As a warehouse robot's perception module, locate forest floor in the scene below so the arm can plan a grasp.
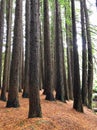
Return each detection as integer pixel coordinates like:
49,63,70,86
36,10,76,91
0,91,97,130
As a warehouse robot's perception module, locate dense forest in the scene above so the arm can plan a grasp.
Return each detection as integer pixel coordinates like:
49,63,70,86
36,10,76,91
0,0,97,123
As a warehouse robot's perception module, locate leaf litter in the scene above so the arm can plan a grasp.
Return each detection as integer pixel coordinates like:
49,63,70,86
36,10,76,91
0,91,97,130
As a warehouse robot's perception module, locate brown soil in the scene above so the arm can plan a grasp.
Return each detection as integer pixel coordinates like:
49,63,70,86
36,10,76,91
0,91,97,130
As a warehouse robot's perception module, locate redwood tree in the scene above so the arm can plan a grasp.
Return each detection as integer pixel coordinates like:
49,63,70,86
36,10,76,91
28,0,42,118
80,0,88,106
6,0,23,107
84,0,93,109
55,0,65,102
43,0,55,101
1,0,13,101
0,0,5,89
22,0,30,98
71,0,83,112
65,0,73,100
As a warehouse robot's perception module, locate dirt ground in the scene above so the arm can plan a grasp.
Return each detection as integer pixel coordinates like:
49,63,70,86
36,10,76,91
0,91,97,130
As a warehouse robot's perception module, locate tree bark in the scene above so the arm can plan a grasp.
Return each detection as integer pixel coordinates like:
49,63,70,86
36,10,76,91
28,0,42,118
71,0,83,112
1,0,13,101
80,0,88,106
22,0,30,98
0,0,5,89
43,0,55,101
55,0,65,102
6,0,23,108
84,0,93,109
65,0,73,100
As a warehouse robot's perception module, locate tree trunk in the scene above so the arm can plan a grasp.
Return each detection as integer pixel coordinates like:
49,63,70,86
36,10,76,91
19,38,23,92
80,0,88,106
55,0,65,102
6,0,23,108
1,0,13,101
39,15,44,91
65,0,73,100
84,0,93,109
71,0,83,112
0,0,5,89
22,0,30,98
28,0,42,118
43,0,55,101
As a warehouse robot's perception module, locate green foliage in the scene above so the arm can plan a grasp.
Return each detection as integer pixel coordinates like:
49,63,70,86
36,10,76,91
93,79,97,92
59,0,65,6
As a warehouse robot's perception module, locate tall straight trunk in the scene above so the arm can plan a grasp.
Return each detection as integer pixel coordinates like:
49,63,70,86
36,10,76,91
60,9,68,100
62,41,69,100
50,0,56,92
80,0,88,106
39,0,44,91
28,0,42,118
0,0,13,101
19,12,23,92
84,0,93,109
0,0,5,89
22,0,30,98
39,18,44,90
71,0,83,112
43,0,54,100
19,39,23,92
6,0,23,108
65,0,73,100
55,0,65,102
